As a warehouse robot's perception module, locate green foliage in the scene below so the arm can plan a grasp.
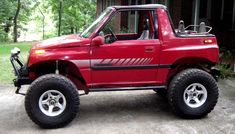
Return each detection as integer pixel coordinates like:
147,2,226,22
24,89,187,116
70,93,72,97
0,0,96,41
0,0,15,41
0,42,31,55
0,0,36,42
120,27,129,33
44,32,57,39
218,47,235,78
220,47,235,62
216,63,234,79
0,28,8,42
48,0,96,35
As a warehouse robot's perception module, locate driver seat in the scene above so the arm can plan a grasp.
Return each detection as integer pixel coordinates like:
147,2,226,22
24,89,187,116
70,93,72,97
138,19,150,40
178,20,185,33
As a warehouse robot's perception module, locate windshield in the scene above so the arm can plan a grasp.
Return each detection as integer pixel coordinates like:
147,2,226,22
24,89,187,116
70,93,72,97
80,8,113,38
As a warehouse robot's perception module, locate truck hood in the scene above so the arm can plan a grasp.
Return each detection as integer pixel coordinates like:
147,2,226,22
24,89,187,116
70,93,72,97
32,34,90,50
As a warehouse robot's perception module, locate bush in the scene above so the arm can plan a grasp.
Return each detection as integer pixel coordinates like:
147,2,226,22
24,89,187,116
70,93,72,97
44,32,57,39
218,47,235,78
216,63,234,79
0,28,9,42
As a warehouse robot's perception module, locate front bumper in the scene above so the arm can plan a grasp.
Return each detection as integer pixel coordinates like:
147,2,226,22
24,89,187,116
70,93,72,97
13,77,32,87
10,52,32,94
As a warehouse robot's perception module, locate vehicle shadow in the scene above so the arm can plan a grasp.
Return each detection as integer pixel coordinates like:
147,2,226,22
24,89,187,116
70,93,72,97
73,91,177,124
1,88,178,131
1,82,234,132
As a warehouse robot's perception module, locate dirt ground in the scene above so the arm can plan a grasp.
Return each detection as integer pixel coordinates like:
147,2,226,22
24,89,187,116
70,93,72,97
0,79,235,134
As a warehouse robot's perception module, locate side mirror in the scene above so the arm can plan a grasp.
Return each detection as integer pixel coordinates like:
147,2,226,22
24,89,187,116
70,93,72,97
92,36,104,46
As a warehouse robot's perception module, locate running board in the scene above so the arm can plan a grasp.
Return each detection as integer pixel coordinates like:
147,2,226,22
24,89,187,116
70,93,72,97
89,86,167,92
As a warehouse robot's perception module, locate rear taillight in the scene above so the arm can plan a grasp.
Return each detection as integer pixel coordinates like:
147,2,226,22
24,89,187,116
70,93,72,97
203,39,213,44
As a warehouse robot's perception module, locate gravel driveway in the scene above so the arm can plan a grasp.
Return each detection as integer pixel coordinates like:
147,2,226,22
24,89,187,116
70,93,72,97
0,79,235,134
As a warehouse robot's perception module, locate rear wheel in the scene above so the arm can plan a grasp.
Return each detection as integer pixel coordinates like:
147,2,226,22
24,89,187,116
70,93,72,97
168,68,219,118
25,74,80,128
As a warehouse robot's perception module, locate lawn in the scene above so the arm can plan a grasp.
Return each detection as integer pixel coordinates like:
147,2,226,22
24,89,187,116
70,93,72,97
0,42,32,83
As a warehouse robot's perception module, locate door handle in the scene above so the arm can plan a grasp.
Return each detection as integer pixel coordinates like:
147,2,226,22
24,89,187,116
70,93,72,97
145,46,155,52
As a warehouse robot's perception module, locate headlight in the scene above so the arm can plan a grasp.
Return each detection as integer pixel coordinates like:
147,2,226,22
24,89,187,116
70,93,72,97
11,47,21,56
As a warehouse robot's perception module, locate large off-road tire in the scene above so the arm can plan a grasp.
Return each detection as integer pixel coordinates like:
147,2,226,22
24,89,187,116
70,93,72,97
168,68,219,118
25,74,80,128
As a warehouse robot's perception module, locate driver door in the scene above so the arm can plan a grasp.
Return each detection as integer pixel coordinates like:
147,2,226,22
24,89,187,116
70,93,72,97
91,10,161,87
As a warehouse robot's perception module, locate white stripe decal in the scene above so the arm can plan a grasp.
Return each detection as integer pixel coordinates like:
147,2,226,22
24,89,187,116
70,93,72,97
123,58,131,65
137,58,145,65
145,58,153,64
108,59,114,64
71,58,154,67
131,58,138,65
114,59,120,64
103,59,112,64
130,58,137,65
133,58,141,65
112,59,119,64
100,59,105,64
117,59,125,65
120,59,127,65
140,58,148,65
71,60,89,67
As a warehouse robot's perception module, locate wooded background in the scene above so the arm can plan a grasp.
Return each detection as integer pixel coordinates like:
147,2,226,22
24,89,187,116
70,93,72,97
0,0,96,42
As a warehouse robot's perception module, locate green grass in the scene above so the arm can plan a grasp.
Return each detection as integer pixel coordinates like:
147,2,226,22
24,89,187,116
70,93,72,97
0,42,32,83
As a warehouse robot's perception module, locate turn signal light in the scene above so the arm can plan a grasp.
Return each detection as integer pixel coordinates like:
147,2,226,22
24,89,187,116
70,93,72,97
204,39,213,44
35,49,46,54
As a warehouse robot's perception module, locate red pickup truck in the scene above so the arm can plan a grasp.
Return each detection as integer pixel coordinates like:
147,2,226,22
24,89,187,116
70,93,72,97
10,4,220,128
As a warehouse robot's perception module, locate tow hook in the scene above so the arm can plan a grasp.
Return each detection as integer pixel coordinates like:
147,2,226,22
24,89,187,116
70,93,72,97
15,86,26,96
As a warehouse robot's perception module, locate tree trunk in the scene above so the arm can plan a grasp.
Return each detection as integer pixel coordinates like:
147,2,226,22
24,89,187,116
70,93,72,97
13,0,21,42
71,27,74,34
58,0,63,36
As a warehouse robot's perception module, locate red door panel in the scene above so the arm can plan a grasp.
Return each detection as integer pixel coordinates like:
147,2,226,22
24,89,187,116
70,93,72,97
91,39,161,88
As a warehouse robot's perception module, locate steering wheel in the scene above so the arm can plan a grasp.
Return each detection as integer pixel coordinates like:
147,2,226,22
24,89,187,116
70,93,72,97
108,28,117,42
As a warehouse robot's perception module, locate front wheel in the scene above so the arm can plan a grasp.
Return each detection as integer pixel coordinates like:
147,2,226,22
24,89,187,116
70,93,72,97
25,74,80,128
168,68,219,118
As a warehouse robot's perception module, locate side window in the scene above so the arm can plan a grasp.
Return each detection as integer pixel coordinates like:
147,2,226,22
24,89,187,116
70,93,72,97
98,10,157,44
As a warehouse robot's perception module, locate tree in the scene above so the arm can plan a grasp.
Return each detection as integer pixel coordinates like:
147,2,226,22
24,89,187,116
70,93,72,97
58,0,63,36
13,0,21,42
0,0,96,42
49,0,96,35
0,0,16,41
13,0,35,42
0,0,35,42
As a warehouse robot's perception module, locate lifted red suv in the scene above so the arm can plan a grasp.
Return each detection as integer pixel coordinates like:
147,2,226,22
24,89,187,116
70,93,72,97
10,4,220,128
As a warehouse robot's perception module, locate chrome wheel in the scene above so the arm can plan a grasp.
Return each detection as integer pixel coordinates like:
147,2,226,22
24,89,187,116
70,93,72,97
183,83,207,108
39,90,66,117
